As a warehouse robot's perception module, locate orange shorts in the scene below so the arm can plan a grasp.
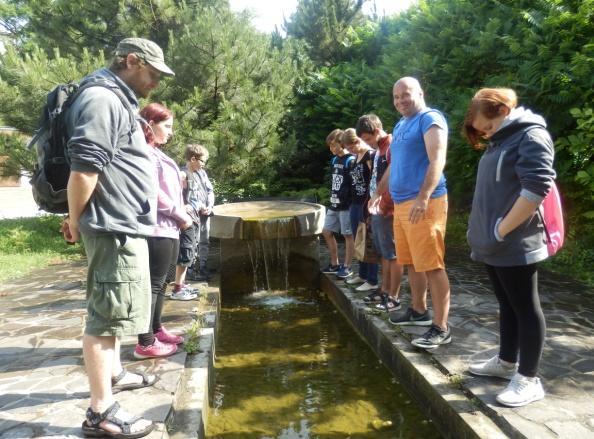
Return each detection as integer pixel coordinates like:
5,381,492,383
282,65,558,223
393,195,448,272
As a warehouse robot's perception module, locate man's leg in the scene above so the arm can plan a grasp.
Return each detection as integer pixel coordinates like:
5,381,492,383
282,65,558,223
84,334,116,413
82,233,154,435
84,333,152,434
408,265,428,312
407,196,452,347
111,338,155,385
426,268,450,331
84,334,149,434
411,196,449,329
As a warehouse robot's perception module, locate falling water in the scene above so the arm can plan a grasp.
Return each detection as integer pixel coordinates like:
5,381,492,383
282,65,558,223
245,217,295,292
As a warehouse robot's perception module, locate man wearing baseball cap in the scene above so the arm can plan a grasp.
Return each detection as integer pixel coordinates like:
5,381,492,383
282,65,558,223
115,37,175,77
61,37,174,438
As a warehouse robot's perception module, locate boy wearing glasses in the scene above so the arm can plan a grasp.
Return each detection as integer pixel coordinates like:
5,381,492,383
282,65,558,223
171,144,214,298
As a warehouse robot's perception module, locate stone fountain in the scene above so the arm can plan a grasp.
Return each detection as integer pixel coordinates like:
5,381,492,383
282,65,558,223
210,200,325,294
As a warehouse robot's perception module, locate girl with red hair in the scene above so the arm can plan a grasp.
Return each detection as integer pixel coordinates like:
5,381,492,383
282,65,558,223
133,103,193,359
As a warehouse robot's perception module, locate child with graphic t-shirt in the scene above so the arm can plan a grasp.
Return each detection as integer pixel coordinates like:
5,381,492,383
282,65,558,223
341,128,379,291
321,129,355,278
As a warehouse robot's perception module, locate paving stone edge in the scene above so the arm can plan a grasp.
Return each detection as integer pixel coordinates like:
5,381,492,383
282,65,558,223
167,317,217,438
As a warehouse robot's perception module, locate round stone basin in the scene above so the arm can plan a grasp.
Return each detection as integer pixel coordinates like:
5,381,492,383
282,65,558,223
211,200,325,240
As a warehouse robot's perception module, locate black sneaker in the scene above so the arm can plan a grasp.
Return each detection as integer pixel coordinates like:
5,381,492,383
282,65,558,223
411,324,452,349
388,307,432,326
322,264,340,274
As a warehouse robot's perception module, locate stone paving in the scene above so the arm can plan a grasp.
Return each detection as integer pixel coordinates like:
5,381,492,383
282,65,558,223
0,258,217,439
321,244,594,438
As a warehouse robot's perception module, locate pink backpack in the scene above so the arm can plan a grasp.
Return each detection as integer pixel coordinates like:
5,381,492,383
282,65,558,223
540,183,565,256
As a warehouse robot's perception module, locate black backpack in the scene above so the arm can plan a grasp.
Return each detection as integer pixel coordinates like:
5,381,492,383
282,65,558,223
28,79,136,214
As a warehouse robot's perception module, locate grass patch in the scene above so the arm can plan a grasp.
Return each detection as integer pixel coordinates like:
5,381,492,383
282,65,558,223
0,215,85,282
446,209,594,287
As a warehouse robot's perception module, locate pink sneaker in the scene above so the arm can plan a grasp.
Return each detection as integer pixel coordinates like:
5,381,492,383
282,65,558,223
133,339,177,360
155,326,184,345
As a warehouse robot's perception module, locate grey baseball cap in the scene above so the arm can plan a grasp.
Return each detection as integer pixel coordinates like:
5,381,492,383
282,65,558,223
115,37,175,76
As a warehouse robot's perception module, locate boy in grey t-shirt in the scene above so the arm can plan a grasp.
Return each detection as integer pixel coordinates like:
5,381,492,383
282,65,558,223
171,144,214,298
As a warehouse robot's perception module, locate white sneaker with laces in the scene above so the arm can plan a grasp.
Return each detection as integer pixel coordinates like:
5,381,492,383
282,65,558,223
170,289,198,301
496,373,545,407
469,355,517,379
356,281,379,292
346,276,365,285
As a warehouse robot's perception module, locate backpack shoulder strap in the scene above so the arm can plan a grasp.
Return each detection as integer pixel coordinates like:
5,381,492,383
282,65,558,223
70,80,137,133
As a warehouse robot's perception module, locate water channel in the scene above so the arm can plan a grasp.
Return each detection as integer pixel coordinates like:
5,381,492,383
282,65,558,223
206,288,442,438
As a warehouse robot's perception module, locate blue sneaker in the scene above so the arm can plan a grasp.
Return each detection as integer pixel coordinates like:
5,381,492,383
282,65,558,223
321,264,340,274
336,265,353,278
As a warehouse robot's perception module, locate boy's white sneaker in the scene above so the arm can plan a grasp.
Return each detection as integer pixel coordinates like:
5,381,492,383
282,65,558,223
346,276,365,285
355,282,379,292
496,373,545,407
469,355,517,380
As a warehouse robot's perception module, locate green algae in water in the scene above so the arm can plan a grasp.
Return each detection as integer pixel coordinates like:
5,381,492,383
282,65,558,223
207,291,442,439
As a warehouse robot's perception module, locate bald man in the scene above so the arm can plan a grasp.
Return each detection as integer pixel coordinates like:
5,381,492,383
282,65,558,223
373,77,451,349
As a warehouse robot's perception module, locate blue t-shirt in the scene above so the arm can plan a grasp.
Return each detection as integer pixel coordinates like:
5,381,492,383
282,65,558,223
389,108,448,203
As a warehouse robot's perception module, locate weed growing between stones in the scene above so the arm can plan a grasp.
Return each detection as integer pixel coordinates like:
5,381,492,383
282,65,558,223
448,373,465,387
183,292,211,354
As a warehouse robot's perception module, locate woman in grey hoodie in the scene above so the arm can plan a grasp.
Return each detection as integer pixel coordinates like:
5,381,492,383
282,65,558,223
463,88,556,407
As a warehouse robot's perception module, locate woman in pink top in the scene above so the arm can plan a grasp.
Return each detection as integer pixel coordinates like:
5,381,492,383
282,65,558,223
134,103,193,359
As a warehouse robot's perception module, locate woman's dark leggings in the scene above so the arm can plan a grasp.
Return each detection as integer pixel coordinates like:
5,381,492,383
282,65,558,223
485,264,545,377
138,237,179,347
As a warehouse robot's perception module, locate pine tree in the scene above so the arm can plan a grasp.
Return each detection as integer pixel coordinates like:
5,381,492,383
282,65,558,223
284,0,366,66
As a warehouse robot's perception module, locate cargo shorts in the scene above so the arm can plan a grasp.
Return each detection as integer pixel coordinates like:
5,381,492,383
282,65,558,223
82,233,151,337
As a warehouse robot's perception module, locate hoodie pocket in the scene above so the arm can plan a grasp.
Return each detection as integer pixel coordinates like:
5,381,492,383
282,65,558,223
467,216,506,256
